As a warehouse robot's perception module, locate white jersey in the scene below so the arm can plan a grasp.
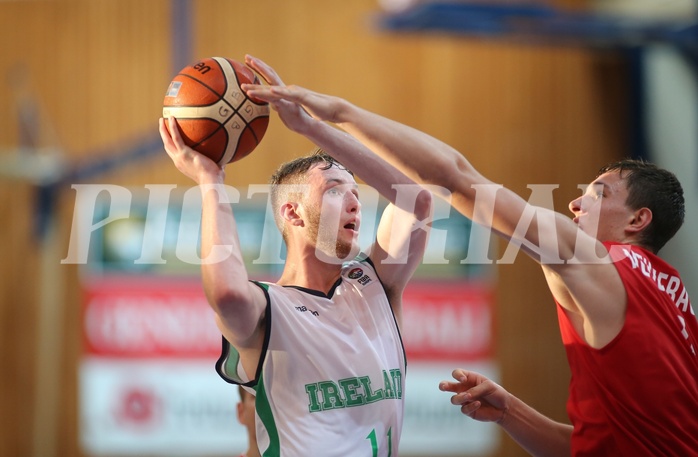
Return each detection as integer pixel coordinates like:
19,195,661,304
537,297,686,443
216,257,406,457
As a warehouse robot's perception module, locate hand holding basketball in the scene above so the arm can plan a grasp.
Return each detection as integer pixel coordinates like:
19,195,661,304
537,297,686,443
159,116,224,183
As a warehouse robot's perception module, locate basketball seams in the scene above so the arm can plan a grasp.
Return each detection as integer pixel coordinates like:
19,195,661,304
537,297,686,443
174,73,226,102
214,57,251,165
163,56,269,166
218,114,244,165
211,57,248,165
211,57,229,98
194,127,227,164
212,57,239,114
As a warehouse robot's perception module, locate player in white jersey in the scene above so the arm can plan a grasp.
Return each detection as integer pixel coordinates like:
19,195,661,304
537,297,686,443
159,55,431,456
219,257,406,455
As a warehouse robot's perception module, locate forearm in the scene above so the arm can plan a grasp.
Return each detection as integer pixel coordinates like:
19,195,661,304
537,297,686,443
159,114,263,344
199,184,252,320
334,101,482,194
500,395,572,457
332,100,548,241
302,119,418,205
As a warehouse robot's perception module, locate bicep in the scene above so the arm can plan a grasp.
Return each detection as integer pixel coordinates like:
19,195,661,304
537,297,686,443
213,282,268,383
544,256,627,348
450,181,628,341
369,197,430,291
212,281,267,349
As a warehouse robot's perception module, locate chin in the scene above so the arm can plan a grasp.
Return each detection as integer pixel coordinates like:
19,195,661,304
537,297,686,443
334,241,359,262
345,243,361,260
313,241,357,265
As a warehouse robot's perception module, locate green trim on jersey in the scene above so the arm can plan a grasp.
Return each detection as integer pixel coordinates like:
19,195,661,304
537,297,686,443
252,280,270,292
222,346,242,382
256,375,280,457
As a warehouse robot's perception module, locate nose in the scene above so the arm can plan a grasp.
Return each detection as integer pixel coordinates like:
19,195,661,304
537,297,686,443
346,192,360,214
569,195,582,215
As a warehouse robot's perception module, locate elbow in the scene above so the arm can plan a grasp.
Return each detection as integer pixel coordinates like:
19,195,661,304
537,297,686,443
444,154,476,189
413,150,472,196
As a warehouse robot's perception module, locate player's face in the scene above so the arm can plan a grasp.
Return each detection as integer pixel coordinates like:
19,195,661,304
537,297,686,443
303,163,361,260
568,170,635,243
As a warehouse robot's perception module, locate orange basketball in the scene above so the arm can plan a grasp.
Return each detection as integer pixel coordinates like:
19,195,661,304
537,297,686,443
162,57,270,166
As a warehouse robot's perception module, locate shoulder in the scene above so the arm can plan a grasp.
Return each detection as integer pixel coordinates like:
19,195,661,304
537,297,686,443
604,242,668,276
342,253,375,271
341,254,381,285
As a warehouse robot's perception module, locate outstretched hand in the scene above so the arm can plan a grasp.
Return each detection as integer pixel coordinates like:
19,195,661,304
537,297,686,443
243,55,345,129
158,116,224,184
439,369,511,424
242,55,315,135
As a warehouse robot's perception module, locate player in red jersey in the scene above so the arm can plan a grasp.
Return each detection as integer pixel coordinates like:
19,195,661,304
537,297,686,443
242,63,698,456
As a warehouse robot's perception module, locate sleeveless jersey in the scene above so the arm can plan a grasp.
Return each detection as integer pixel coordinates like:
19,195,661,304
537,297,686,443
557,242,698,456
216,257,406,457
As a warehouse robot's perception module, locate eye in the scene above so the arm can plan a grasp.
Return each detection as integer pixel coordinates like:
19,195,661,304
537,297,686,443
588,184,604,200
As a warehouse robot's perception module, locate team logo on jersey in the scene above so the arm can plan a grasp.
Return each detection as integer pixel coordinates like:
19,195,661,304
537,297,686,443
348,268,363,279
347,267,372,286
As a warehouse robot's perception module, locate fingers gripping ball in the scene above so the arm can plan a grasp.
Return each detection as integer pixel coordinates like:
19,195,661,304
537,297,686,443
163,57,270,166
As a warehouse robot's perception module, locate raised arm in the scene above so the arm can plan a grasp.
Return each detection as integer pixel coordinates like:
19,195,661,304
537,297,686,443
159,116,266,378
244,56,432,320
242,68,627,347
241,66,564,261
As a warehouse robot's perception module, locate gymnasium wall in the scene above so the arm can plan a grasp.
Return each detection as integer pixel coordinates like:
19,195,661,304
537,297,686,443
0,1,627,456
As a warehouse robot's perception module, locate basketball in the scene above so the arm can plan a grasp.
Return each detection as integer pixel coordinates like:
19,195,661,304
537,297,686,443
162,57,270,166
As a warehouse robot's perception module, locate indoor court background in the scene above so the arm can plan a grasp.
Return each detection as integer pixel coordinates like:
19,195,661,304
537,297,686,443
1,1,696,456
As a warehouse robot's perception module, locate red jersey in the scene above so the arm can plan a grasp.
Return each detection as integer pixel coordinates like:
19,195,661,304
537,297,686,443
557,242,698,457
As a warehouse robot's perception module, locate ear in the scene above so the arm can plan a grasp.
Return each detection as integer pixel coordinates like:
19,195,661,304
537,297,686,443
280,202,304,227
627,207,652,234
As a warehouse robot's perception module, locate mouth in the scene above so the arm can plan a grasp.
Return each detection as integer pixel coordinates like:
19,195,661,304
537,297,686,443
343,222,358,232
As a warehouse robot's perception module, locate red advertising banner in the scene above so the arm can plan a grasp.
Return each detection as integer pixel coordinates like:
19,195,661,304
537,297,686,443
82,276,220,359
83,276,494,362
402,282,494,362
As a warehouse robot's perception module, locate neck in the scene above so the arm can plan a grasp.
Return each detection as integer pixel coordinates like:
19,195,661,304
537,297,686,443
277,247,344,293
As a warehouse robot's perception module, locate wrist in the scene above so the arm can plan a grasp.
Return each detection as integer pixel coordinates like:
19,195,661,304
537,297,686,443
196,168,226,186
334,98,355,125
495,392,516,428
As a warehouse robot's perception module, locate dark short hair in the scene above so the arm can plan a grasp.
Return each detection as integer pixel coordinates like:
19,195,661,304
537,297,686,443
270,148,352,187
597,158,684,252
